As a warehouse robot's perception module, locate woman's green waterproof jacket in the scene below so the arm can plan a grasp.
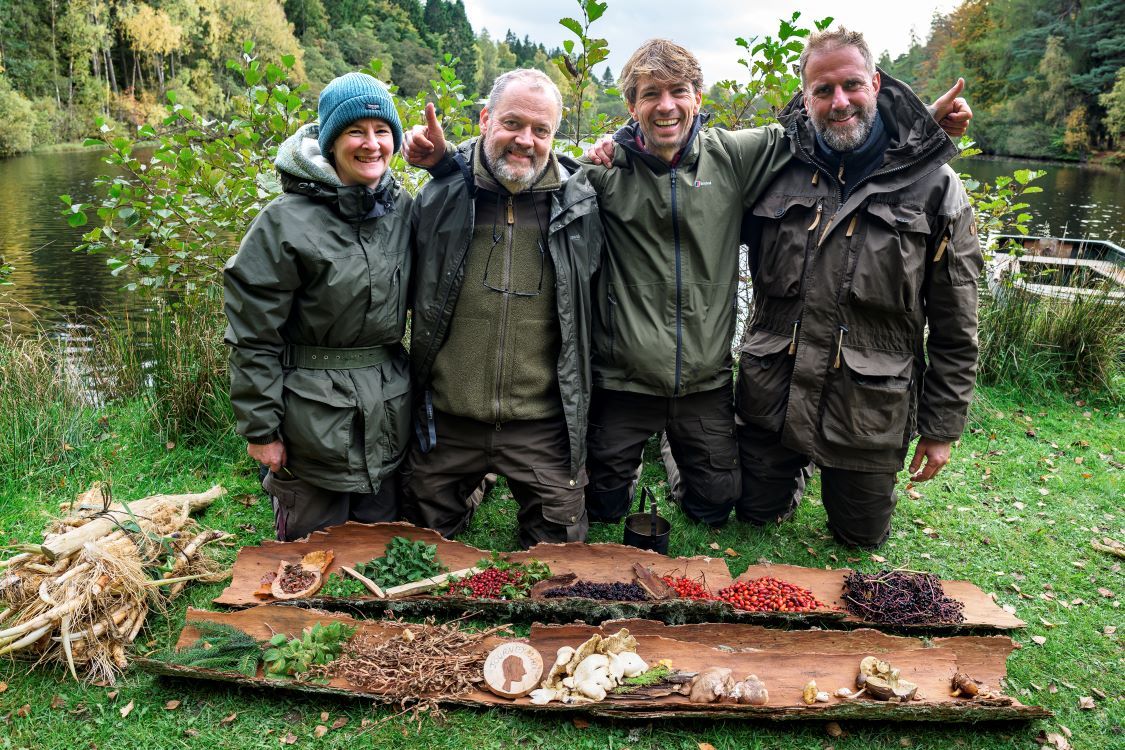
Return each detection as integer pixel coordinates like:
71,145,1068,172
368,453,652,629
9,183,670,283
224,123,413,493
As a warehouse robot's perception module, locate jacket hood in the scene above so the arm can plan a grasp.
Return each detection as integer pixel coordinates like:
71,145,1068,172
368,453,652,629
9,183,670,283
276,123,346,187
779,69,958,180
611,113,707,171
275,122,396,219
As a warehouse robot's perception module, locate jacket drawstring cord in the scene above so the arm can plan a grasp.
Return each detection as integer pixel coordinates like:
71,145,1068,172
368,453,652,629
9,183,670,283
832,324,849,369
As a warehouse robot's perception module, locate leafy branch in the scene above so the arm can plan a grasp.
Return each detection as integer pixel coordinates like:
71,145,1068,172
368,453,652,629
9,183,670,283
554,0,621,153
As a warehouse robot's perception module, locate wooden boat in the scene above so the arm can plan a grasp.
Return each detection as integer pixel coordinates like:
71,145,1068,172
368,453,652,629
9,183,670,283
986,235,1125,303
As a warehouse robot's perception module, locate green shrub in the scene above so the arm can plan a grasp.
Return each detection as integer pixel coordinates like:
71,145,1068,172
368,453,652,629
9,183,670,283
0,74,36,157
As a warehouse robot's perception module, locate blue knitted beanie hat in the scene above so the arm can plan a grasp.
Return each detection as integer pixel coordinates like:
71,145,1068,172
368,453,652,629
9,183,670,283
317,73,403,156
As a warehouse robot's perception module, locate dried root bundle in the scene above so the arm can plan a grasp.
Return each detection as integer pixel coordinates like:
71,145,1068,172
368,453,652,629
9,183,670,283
326,618,510,706
0,484,227,684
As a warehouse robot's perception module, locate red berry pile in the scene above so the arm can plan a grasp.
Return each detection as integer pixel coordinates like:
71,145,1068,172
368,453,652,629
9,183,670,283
716,577,824,612
447,567,524,599
661,575,714,600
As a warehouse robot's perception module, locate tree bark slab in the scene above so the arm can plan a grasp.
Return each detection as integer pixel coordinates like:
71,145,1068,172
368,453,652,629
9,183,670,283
214,523,1023,631
138,606,1049,722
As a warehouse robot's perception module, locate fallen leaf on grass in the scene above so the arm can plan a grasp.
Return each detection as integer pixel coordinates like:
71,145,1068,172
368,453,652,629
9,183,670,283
1077,696,1096,710
106,690,119,700
220,712,238,725
235,493,259,507
330,717,348,730
1104,626,1117,635
1071,560,1086,569
871,554,887,563
313,726,327,738
708,542,720,551
1039,488,1050,496
724,548,740,558
119,700,134,718
572,718,590,729
1097,587,1114,598
280,733,297,745
1059,725,1072,738
698,744,717,750
0,682,6,693
1040,618,1056,629
50,695,65,710
164,700,181,710
184,729,200,738
319,712,329,722
15,704,30,718
1035,731,1072,750
825,721,845,738
1031,635,1047,646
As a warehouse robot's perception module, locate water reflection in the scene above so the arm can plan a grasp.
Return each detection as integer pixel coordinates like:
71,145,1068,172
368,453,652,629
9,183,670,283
959,156,1125,243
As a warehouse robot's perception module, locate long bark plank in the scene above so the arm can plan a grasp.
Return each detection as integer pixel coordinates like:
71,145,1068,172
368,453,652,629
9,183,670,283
141,606,1048,722
213,524,1022,630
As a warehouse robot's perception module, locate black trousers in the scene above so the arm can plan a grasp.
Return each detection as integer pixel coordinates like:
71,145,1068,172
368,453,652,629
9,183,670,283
401,411,587,550
585,384,740,526
737,420,898,548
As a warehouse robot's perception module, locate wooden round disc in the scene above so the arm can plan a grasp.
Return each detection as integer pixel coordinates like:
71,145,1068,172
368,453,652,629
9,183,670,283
482,642,543,699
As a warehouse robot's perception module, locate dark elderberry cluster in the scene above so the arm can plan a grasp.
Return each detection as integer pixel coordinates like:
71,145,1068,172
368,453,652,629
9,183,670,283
542,581,649,601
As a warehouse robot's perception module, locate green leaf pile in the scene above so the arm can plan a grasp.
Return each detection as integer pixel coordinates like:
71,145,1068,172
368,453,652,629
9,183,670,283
354,536,447,588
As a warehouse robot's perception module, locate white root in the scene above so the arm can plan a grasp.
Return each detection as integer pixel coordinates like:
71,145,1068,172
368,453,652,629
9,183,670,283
55,562,92,585
0,553,33,569
0,607,11,624
52,607,132,643
0,575,106,641
61,612,79,682
0,622,53,656
127,605,148,642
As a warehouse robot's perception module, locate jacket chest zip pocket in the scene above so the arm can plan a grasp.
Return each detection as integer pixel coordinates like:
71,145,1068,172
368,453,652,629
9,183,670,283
749,194,820,299
848,202,931,314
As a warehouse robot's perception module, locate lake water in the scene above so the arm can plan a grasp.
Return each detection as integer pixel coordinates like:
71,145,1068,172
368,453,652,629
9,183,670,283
0,148,1122,332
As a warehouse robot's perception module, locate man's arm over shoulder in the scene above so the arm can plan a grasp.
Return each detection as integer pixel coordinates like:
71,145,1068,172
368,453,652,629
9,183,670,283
722,123,793,208
918,169,983,444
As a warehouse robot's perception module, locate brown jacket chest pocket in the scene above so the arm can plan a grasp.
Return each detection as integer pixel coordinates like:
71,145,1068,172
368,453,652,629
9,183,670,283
848,202,931,314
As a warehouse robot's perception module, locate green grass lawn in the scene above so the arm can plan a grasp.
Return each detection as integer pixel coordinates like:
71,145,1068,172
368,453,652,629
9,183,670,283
1,386,1121,750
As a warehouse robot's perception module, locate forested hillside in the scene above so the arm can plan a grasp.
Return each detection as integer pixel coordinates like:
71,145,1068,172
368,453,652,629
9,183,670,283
0,0,572,156
880,0,1123,160
0,0,1121,160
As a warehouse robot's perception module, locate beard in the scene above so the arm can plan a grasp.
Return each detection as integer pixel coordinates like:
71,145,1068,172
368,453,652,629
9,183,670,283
811,100,877,152
483,135,548,192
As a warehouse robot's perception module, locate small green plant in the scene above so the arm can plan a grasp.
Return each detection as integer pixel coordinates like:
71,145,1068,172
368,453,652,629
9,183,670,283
317,572,370,598
262,621,355,680
354,536,447,588
705,12,833,131
612,663,673,693
553,0,622,153
160,621,262,677
957,141,1045,255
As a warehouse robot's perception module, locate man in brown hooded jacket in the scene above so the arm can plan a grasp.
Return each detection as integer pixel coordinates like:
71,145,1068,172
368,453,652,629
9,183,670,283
735,28,983,547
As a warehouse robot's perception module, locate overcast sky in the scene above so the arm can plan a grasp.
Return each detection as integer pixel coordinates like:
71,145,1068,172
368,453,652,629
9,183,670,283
463,0,961,86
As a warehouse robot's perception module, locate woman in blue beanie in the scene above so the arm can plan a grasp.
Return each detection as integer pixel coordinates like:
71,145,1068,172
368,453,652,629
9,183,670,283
223,72,413,540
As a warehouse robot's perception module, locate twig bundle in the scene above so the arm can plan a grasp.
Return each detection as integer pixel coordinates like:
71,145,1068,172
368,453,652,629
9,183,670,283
327,618,510,703
843,569,965,625
0,485,228,684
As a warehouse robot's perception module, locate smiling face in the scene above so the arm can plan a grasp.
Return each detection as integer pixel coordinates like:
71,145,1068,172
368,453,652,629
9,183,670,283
802,44,880,152
479,80,558,193
627,74,702,163
330,118,395,187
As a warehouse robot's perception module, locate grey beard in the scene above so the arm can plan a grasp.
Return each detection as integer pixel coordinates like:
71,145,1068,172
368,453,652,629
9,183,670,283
815,106,876,152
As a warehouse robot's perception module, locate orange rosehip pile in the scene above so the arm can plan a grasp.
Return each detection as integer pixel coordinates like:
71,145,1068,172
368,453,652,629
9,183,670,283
661,575,714,601
448,567,524,599
716,577,824,612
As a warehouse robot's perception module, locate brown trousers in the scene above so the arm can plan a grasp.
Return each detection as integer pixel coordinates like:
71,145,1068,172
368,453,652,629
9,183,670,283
736,420,898,548
401,411,588,550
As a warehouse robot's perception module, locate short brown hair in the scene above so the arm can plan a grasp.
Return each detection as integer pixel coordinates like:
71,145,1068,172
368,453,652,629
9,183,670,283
619,39,704,104
798,27,875,88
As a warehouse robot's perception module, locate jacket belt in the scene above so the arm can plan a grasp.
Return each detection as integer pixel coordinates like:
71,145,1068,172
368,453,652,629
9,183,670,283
283,344,393,369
